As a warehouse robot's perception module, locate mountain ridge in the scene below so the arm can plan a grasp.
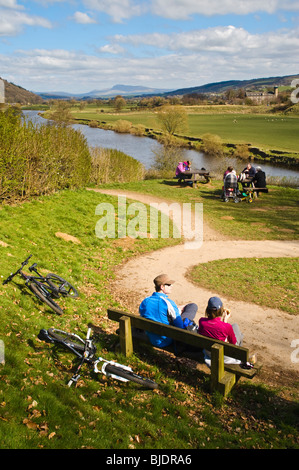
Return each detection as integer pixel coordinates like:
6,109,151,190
34,74,299,100
1,73,298,103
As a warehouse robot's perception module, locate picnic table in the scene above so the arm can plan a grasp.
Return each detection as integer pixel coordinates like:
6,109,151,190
177,169,213,187
240,177,268,197
241,177,254,187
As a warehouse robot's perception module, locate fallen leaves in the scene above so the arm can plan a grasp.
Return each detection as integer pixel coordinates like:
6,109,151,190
22,397,57,440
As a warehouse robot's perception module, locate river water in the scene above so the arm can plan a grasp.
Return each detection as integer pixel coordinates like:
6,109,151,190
23,110,299,181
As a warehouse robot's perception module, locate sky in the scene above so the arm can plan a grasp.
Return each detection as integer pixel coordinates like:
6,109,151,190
0,0,299,94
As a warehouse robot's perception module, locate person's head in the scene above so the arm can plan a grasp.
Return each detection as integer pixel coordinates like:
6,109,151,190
227,166,233,172
247,163,252,169
205,296,224,319
256,166,261,172
153,274,175,293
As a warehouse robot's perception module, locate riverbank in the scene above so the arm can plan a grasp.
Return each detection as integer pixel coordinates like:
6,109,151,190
73,116,299,170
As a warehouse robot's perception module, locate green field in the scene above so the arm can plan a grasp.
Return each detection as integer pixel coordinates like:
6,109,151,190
70,105,299,155
187,114,299,152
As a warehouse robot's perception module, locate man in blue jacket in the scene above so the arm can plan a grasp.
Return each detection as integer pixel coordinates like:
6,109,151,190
139,274,198,348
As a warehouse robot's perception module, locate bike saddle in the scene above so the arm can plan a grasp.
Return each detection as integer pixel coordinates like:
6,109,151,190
38,329,55,343
29,263,38,272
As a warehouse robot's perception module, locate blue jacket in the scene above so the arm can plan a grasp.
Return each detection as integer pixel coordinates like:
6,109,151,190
139,292,184,347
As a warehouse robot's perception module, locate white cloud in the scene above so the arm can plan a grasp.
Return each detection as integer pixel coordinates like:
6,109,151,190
72,11,97,24
0,9,52,36
150,0,299,19
0,0,23,8
2,34,298,94
110,25,299,57
99,44,125,54
82,0,145,23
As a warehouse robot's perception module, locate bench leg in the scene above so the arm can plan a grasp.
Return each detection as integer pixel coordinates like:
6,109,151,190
119,316,133,357
210,344,236,397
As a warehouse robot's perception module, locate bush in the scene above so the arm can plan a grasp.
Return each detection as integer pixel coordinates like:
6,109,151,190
89,120,99,128
90,147,145,184
0,108,91,202
113,120,132,133
234,143,250,160
201,133,224,158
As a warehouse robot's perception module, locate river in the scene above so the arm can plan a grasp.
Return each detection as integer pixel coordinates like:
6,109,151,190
23,110,299,181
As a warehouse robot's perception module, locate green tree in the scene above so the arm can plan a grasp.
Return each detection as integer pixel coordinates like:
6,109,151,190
156,105,188,135
48,100,73,125
114,95,126,112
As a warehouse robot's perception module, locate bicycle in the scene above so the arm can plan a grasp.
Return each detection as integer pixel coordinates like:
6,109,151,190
2,255,78,315
38,325,158,389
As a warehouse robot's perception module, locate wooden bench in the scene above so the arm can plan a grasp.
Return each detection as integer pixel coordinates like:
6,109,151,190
107,308,261,397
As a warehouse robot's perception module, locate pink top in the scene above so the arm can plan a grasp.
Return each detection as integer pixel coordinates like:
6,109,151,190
198,317,237,344
175,162,185,176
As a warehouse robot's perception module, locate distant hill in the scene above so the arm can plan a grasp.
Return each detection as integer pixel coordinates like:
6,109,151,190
35,74,299,100
0,78,43,105
2,73,298,104
165,74,299,96
35,84,173,100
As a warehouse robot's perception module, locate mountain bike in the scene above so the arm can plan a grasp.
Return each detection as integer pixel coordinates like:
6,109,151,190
2,255,78,315
38,325,158,389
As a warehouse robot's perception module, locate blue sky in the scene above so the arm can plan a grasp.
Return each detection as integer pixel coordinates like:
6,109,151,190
0,0,299,94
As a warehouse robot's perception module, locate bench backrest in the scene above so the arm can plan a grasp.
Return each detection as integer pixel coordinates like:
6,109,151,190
107,309,249,362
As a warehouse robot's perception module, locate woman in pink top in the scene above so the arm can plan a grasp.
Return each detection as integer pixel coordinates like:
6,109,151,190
198,296,243,346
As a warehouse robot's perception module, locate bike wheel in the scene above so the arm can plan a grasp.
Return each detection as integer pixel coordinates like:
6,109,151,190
29,283,63,315
47,328,86,352
105,363,158,389
46,274,79,298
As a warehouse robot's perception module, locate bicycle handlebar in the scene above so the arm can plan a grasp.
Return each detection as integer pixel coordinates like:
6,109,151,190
2,254,32,285
21,254,33,267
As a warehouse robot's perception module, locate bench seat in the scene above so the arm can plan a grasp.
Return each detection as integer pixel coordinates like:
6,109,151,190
106,309,261,397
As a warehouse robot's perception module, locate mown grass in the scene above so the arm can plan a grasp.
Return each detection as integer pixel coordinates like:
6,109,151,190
103,179,299,241
0,186,298,449
188,257,299,315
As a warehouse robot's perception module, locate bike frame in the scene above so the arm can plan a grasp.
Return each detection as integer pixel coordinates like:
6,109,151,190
47,327,135,386
3,255,60,298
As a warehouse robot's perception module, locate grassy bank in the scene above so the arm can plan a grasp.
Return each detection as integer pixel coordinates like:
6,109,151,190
0,186,298,449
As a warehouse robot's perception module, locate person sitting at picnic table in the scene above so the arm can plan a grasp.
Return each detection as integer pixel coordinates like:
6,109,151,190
197,296,244,365
183,160,191,171
175,162,186,181
252,166,266,196
139,274,198,348
242,163,256,178
175,161,193,186
241,163,256,187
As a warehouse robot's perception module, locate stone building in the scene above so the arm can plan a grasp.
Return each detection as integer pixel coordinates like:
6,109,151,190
245,86,278,104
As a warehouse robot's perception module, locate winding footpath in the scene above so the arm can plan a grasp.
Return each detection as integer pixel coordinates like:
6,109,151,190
90,188,299,388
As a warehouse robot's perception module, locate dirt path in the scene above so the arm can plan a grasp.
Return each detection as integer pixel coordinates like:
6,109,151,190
91,188,299,389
